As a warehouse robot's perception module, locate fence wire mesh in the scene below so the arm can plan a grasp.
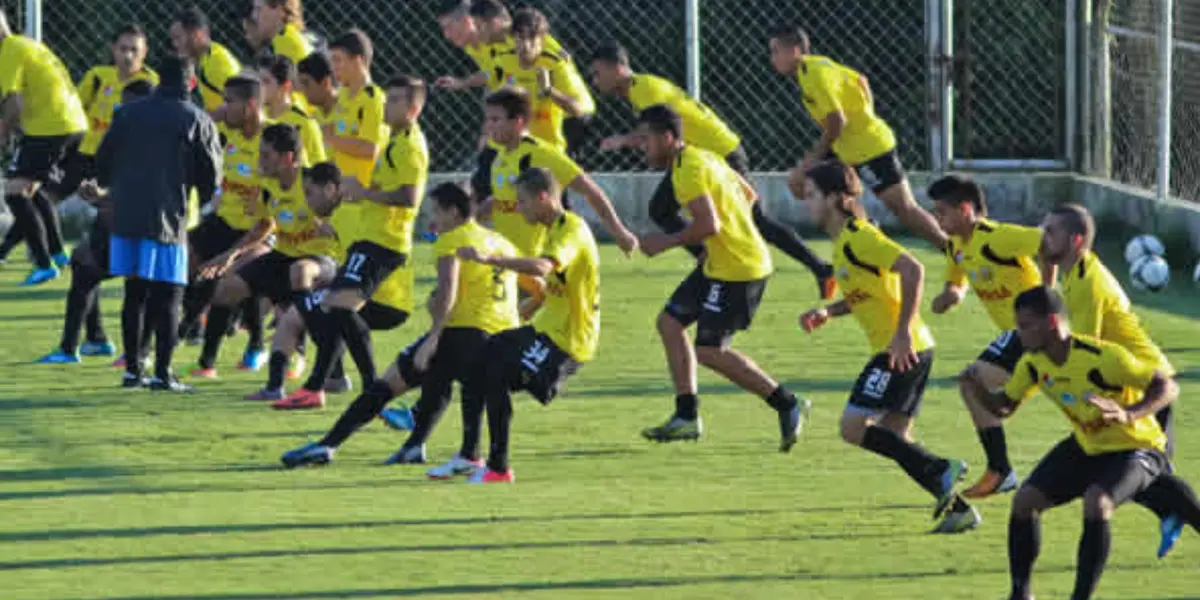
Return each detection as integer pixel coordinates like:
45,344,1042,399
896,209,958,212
1172,1,1200,202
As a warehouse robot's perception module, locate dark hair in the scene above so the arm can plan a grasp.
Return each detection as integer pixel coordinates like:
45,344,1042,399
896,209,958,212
431,182,473,218
435,0,470,18
485,87,532,121
928,175,987,216
805,160,863,198
591,42,629,67
468,0,509,21
112,24,147,43
121,79,155,101
258,54,296,85
329,29,374,65
386,74,428,106
510,7,549,39
155,55,192,90
1014,285,1065,317
297,52,334,82
1050,203,1096,251
767,25,810,52
303,161,342,186
262,123,301,155
636,104,683,138
516,166,559,197
175,6,209,31
223,75,263,102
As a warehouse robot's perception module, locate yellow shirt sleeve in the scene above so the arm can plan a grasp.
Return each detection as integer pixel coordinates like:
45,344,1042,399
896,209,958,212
273,25,311,64
944,241,968,288
854,226,906,272
299,116,327,164
432,228,460,258
210,49,240,95
673,153,707,207
542,217,581,270
0,43,24,95
358,90,388,147
76,68,103,110
993,223,1043,257
1099,344,1157,391
534,146,584,189
1003,355,1039,404
554,60,595,115
374,134,428,191
801,61,842,121
1071,276,1111,338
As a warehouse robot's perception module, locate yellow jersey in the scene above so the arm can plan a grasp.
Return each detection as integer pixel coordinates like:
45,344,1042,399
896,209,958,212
356,124,429,253
215,121,269,230
370,263,414,313
433,220,519,334
196,42,241,112
627,73,740,158
834,217,936,355
329,83,388,240
534,211,601,362
268,24,312,112
0,35,88,136
76,66,159,155
1062,251,1174,375
262,175,338,258
489,135,583,256
795,55,895,165
274,104,327,166
491,50,594,151
1005,335,1168,455
672,146,772,282
944,219,1042,331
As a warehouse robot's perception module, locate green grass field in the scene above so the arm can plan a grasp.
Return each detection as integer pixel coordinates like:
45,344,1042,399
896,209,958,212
2,239,1199,600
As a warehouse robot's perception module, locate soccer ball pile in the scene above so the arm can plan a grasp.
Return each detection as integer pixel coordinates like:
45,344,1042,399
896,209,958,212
1124,234,1170,292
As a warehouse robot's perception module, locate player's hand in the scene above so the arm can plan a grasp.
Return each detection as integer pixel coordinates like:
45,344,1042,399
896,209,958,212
1086,393,1131,425
799,308,829,333
931,289,962,315
536,68,552,95
78,180,104,203
519,296,543,322
599,136,628,152
614,228,638,256
456,246,487,264
315,221,337,239
198,251,235,280
638,232,673,257
435,75,464,90
886,330,918,373
413,334,439,372
340,177,366,200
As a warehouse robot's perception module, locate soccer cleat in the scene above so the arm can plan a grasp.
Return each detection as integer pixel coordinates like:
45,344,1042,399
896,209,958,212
148,376,195,393
778,398,812,453
286,355,306,380
931,504,982,534
189,367,218,379
237,348,268,372
79,340,117,357
113,354,152,370
641,416,703,443
427,455,485,480
383,444,426,465
244,387,285,402
817,271,839,301
933,460,970,519
323,375,353,394
272,389,325,410
467,467,515,484
1158,514,1184,559
21,267,60,287
121,373,148,389
962,469,1021,499
51,251,70,269
35,348,81,364
378,406,415,431
281,442,334,468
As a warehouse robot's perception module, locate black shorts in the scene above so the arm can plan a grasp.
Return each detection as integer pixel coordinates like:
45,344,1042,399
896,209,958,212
664,268,767,347
853,149,907,193
725,145,750,176
331,241,406,299
5,133,84,184
238,250,336,303
486,325,581,405
395,327,491,388
358,300,409,331
977,329,1025,373
44,150,94,197
189,215,245,262
470,146,499,203
847,349,936,416
1025,436,1169,507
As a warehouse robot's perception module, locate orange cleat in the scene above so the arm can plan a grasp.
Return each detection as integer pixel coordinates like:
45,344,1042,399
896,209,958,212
962,469,1020,499
189,367,218,379
272,389,326,410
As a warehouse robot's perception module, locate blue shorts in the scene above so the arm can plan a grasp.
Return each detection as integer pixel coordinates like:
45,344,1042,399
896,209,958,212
109,236,188,285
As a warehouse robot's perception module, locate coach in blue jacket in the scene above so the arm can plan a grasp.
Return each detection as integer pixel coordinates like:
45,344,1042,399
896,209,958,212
95,54,222,392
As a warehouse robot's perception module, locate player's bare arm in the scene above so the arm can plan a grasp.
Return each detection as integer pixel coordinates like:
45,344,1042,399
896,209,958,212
415,255,461,371
803,111,845,168
639,194,717,257
435,70,489,91
344,177,417,208
199,218,274,280
931,282,966,314
457,246,555,278
960,366,1018,417
799,299,851,333
325,134,378,160
567,174,637,254
888,252,924,372
538,69,584,118
1089,371,1178,425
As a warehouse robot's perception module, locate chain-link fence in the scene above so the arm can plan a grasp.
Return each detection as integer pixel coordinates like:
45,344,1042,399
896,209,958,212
1172,2,1200,202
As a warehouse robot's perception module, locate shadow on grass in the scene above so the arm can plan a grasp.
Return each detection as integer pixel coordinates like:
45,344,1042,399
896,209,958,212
0,465,136,482
565,377,957,399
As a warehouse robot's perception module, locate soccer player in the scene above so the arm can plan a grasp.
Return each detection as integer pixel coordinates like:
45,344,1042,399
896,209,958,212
589,42,836,300
768,26,947,251
455,167,597,484
634,106,808,452
275,75,427,410
170,7,240,114
0,9,89,285
797,160,978,533
257,55,327,165
280,182,519,469
250,0,312,64
296,52,338,155
436,0,570,93
962,285,1200,600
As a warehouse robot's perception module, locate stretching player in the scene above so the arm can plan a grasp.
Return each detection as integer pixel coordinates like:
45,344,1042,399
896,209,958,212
589,43,836,300
296,52,338,152
257,55,326,165
169,7,240,114
767,26,946,250
798,161,978,533
635,106,808,452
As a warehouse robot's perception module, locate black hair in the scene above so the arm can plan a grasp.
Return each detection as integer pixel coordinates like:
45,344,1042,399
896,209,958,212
112,24,147,43
435,0,470,18
510,7,549,39
262,122,301,155
1014,285,1065,317
297,52,334,83
468,0,509,21
223,75,263,102
485,86,532,121
1049,203,1096,251
175,6,209,31
120,79,155,102
635,104,683,139
767,25,810,52
155,55,192,90
516,166,559,198
258,54,296,85
805,160,863,199
386,74,427,106
303,161,342,186
329,29,374,66
591,42,629,67
927,175,987,216
431,182,473,219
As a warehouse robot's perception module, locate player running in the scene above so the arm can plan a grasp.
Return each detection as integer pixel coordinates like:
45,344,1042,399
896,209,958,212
635,106,809,452
798,160,978,533
767,26,947,251
169,7,240,114
589,42,836,300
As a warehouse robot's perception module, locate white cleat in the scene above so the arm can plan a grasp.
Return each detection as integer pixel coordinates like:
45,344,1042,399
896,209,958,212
427,455,486,480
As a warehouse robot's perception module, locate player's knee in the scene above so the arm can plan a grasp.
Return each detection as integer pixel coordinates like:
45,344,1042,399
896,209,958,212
214,275,249,307
288,262,312,290
322,288,362,311
1011,485,1049,518
1082,486,1116,520
694,344,723,368
656,311,683,336
838,411,868,446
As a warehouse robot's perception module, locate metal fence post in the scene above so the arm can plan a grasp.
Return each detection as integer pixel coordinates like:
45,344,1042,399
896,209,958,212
927,0,953,173
23,0,41,41
1065,0,1079,170
1156,0,1174,202
685,0,700,101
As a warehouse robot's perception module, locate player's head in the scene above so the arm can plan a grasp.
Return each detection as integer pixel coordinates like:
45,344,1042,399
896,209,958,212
303,162,342,216
511,7,549,64
1013,285,1068,352
253,0,303,40
589,42,631,95
928,175,987,236
156,55,195,94
436,0,478,48
430,182,474,232
223,76,264,128
484,86,532,145
1042,203,1095,264
634,105,684,170
330,29,374,85
111,25,148,74
516,167,562,224
767,25,810,75
297,52,336,104
468,0,511,43
120,79,155,104
384,75,427,127
258,55,296,106
803,160,864,228
260,123,302,178
170,7,211,59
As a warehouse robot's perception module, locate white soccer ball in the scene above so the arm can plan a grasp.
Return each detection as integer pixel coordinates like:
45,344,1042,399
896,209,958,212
1130,255,1170,292
1124,234,1166,265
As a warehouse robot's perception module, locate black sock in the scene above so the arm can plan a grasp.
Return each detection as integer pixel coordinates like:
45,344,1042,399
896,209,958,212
1071,519,1111,600
319,380,395,448
267,351,288,391
199,305,233,369
147,282,183,380
6,194,50,268
180,279,216,338
1008,516,1040,600
332,307,376,387
978,426,1013,475
752,203,829,275
241,297,265,351
33,189,64,256
330,357,346,380
406,381,453,448
61,266,103,354
460,385,486,460
483,362,514,473
83,285,106,343
302,310,345,392
861,425,947,497
120,279,150,376
1156,406,1175,459
675,393,699,420
764,386,798,412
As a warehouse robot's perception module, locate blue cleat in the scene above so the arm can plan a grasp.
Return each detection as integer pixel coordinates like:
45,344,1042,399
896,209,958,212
79,340,117,357
21,267,60,287
934,459,969,519
238,348,268,372
51,252,70,269
281,442,334,469
1158,514,1184,559
35,348,81,364
379,405,415,431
